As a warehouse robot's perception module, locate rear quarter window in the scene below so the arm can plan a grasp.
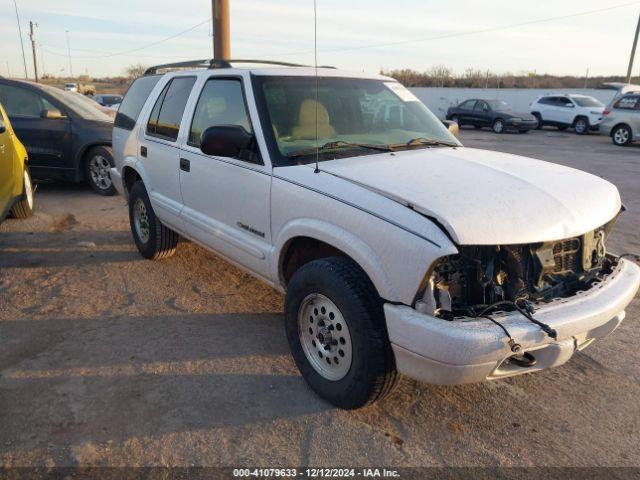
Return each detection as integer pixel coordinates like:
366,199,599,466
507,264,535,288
114,75,161,130
614,96,640,110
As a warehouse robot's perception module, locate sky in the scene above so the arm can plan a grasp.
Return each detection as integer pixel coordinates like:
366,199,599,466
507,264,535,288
1,0,640,79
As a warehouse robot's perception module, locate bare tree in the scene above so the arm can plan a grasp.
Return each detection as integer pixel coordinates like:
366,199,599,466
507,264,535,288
125,63,148,79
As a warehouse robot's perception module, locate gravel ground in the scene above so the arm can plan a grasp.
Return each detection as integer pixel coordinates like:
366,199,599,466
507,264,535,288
0,128,639,468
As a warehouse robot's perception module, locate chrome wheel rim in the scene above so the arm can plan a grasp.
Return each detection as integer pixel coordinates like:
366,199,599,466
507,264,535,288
89,155,112,190
24,170,34,209
614,128,629,144
133,198,150,244
494,120,503,133
298,294,352,381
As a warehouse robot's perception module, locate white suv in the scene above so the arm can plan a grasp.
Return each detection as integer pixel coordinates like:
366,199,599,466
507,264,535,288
111,60,640,409
530,94,605,134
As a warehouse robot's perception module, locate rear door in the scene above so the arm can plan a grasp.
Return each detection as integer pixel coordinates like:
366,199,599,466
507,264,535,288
0,107,13,208
0,83,71,171
613,95,640,138
457,100,476,125
178,76,272,278
139,75,196,230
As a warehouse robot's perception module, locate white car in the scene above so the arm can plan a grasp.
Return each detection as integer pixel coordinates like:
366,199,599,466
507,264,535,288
64,83,78,92
111,60,640,409
530,94,605,134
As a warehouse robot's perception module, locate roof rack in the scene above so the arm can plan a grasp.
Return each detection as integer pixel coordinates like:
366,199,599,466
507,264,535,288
144,59,335,75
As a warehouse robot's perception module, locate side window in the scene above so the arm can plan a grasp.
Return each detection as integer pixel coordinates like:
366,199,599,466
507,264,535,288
115,75,161,130
188,78,253,148
459,100,476,110
558,97,572,107
146,76,196,141
614,95,639,110
538,97,553,106
0,84,55,118
474,101,487,112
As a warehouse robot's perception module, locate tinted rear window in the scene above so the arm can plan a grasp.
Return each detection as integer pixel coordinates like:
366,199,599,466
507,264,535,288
115,75,161,130
573,96,603,108
146,76,196,141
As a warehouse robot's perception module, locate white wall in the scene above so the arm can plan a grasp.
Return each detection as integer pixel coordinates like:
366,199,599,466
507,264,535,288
409,87,617,120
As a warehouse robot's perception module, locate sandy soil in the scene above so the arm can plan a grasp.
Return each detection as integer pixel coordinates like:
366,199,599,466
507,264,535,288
0,129,639,468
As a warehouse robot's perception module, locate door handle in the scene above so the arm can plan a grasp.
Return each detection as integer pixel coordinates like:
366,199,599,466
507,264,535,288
179,158,190,172
140,146,147,157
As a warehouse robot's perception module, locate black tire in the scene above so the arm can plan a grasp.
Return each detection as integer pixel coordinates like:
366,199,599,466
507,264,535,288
573,117,589,135
492,118,505,134
84,145,116,196
128,181,179,259
285,257,398,409
532,112,543,129
10,167,35,219
611,124,633,146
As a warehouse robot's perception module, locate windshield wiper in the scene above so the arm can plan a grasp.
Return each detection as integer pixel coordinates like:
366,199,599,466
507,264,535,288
287,141,394,159
398,137,459,148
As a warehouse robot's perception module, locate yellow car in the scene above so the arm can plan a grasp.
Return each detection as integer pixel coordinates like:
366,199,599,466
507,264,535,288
0,102,34,223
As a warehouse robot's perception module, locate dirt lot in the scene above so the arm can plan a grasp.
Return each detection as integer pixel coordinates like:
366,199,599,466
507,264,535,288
1,128,639,468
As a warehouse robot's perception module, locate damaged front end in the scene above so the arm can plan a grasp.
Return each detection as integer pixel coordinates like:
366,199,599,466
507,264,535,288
416,220,617,319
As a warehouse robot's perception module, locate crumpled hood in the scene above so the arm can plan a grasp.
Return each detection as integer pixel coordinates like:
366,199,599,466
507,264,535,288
319,147,621,245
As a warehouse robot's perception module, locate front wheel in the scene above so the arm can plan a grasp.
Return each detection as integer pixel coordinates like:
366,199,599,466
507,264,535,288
285,257,397,409
492,119,505,134
612,125,632,146
574,117,589,135
10,167,35,219
85,145,116,196
128,181,179,259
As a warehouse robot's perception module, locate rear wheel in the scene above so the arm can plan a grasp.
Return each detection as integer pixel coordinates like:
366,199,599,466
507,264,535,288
85,146,116,196
285,257,397,409
532,112,543,129
128,181,179,259
612,125,632,146
10,167,35,219
492,118,505,134
574,117,589,135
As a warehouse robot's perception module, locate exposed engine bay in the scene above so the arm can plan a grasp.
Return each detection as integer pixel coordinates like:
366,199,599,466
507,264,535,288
417,222,617,320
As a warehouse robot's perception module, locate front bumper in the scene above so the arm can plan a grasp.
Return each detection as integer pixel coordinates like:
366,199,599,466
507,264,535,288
385,259,640,385
110,167,125,198
506,119,537,130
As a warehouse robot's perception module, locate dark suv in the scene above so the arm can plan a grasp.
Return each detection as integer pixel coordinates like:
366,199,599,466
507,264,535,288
0,78,116,195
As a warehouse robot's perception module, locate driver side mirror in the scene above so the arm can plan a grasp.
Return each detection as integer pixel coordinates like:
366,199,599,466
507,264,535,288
442,120,460,138
200,125,254,158
0,121,6,134
41,108,66,120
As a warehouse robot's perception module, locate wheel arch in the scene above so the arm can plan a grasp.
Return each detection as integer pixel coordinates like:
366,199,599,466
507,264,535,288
274,222,397,302
75,142,112,180
610,122,632,137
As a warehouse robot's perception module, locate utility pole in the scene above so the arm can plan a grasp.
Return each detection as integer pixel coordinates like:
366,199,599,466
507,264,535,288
12,0,28,78
627,12,640,83
28,21,38,82
40,43,45,77
211,0,231,60
65,30,73,78
584,68,589,89
6,61,10,77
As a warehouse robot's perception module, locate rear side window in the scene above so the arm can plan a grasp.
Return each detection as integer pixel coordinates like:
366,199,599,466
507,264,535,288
537,97,553,106
146,76,196,141
614,95,640,110
0,83,55,118
114,75,161,130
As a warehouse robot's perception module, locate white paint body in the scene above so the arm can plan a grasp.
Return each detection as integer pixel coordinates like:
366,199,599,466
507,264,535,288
531,94,605,129
111,66,640,386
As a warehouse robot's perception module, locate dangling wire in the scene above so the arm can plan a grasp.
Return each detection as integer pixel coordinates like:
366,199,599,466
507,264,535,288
313,0,320,174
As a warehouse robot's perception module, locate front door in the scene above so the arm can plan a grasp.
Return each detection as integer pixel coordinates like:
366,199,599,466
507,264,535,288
0,83,71,172
178,77,272,278
0,109,13,208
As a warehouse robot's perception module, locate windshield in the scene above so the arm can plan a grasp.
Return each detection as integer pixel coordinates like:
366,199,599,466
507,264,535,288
572,96,603,108
487,100,510,111
254,76,460,166
41,85,112,122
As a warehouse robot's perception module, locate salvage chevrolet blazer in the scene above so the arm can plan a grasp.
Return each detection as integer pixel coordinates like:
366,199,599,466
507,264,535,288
111,60,640,409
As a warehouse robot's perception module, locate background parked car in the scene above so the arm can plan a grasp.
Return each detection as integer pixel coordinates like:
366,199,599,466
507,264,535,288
530,94,604,134
446,99,537,133
599,93,640,146
93,94,123,108
0,78,116,195
0,102,34,222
